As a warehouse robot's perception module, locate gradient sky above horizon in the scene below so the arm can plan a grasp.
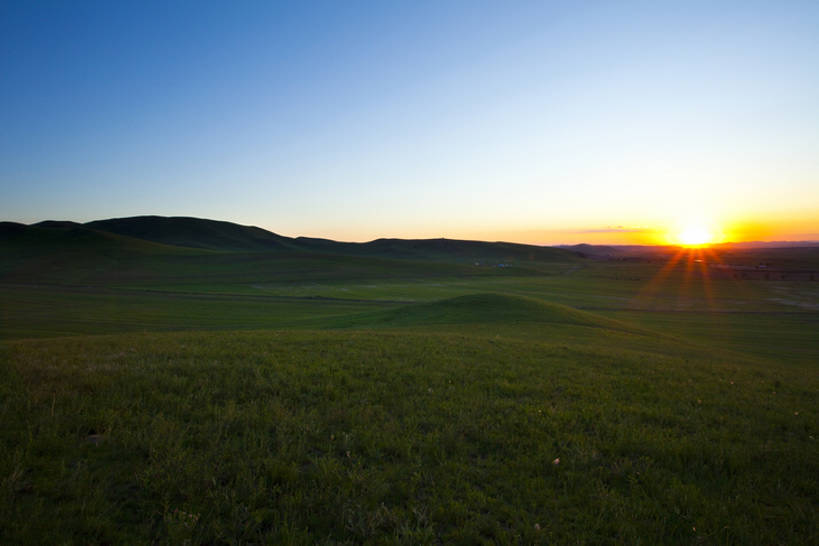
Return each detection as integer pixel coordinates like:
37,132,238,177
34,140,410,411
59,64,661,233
2,1,818,244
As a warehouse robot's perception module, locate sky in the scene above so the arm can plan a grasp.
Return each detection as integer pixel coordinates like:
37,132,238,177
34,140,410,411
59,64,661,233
2,0,818,244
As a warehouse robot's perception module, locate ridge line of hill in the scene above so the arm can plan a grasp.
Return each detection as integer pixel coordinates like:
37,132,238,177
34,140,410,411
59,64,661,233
4,215,580,262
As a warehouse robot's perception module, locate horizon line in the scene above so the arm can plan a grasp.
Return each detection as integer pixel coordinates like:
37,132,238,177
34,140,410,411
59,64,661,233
5,214,819,249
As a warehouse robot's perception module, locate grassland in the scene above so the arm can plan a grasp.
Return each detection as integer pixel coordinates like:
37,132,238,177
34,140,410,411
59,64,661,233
1,218,817,543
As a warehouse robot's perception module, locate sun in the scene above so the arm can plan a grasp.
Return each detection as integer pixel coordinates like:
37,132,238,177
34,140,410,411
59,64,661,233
678,223,712,246
674,219,714,247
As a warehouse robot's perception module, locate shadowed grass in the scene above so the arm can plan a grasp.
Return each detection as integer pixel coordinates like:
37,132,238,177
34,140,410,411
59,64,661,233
1,329,816,544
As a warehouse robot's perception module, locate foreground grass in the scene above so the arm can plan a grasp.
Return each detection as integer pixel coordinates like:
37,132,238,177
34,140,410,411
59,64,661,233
1,329,815,544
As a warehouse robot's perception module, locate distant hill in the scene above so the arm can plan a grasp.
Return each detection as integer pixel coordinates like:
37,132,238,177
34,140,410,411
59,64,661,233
1,216,580,286
78,215,578,263
361,237,570,263
559,241,819,258
1,221,191,256
31,220,83,229
558,244,626,258
294,236,576,263
715,240,819,249
85,216,295,252
0,220,203,284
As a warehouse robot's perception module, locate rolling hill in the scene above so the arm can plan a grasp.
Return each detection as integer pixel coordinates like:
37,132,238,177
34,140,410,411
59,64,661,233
1,217,581,286
329,293,640,332
85,215,295,252
0,221,208,285
1,221,195,255
2,216,581,282
82,215,579,263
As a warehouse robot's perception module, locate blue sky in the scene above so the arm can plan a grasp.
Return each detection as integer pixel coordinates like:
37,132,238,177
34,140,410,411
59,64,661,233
2,1,818,243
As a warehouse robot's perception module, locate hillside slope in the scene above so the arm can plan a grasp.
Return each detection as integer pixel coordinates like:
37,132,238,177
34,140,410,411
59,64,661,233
1,221,196,255
0,222,207,284
81,216,579,263
85,216,296,251
2,216,580,286
1,222,531,287
297,236,578,263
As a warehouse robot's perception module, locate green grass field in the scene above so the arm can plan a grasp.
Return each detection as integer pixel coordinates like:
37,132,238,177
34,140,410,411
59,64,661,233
1,219,817,543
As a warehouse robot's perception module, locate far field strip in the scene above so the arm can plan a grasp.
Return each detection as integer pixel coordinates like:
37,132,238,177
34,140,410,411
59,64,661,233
0,282,413,305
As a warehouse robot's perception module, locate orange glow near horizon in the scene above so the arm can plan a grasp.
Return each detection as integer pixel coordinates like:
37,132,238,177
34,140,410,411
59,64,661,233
286,211,818,246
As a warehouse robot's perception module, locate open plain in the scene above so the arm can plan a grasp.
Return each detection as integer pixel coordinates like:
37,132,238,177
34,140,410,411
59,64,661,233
1,218,816,544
